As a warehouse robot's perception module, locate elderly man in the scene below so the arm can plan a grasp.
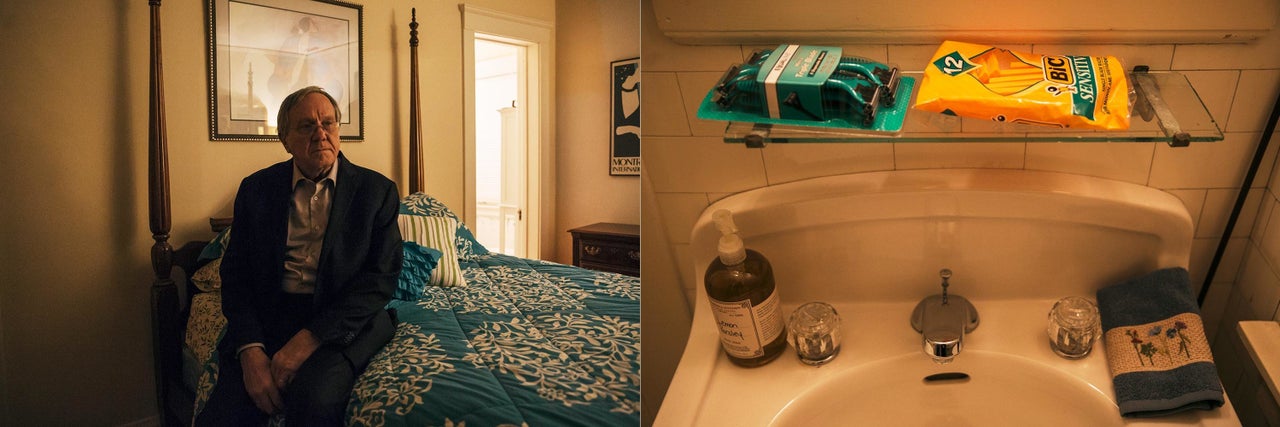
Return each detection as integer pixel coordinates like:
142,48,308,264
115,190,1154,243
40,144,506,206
197,86,402,426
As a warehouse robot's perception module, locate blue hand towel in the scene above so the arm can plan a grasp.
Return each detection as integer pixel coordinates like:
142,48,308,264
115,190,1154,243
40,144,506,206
1096,267,1224,418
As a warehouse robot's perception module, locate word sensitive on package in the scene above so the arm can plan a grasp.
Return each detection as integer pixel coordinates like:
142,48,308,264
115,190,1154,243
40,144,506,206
914,40,1131,130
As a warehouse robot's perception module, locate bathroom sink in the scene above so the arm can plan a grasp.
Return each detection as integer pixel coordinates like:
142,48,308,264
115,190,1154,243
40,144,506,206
661,299,1238,426
771,351,1118,426
655,170,1239,426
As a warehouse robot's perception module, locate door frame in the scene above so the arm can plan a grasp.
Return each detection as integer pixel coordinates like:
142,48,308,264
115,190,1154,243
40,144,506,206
461,5,554,259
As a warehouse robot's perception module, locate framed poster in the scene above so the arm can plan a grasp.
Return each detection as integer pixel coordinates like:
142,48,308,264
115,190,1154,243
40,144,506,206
610,57,640,176
207,0,363,141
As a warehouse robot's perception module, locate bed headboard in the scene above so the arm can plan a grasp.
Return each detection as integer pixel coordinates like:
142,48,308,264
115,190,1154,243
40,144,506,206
146,2,425,423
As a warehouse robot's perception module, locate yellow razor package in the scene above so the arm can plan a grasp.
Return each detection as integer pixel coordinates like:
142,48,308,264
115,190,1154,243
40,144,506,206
914,41,1131,130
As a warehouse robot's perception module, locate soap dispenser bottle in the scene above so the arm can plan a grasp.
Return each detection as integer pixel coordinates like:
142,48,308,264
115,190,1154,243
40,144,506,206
704,209,786,367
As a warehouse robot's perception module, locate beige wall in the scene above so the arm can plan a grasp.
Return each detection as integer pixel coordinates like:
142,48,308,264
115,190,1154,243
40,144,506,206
554,0,642,264
0,0,617,424
640,0,1280,423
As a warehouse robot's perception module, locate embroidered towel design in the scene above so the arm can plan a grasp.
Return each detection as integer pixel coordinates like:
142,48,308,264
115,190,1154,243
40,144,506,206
1096,267,1224,418
1104,313,1212,372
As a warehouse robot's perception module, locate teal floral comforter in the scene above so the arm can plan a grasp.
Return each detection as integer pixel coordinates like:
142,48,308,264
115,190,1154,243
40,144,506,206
347,253,640,426
190,253,640,426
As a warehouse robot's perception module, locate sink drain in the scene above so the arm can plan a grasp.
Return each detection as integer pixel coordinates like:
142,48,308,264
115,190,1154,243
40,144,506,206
923,372,970,383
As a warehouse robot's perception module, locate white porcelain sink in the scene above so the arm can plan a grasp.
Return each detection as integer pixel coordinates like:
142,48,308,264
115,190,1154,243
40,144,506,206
656,170,1240,426
661,299,1239,426
771,351,1119,427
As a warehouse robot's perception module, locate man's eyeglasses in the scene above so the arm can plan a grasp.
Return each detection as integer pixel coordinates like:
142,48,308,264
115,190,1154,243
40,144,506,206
294,120,339,136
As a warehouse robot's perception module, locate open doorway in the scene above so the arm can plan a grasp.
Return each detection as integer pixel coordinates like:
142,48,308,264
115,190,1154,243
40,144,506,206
463,6,552,260
473,39,526,257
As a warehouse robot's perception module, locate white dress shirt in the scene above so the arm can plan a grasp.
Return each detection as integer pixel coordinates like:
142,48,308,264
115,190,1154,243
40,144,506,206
281,161,338,294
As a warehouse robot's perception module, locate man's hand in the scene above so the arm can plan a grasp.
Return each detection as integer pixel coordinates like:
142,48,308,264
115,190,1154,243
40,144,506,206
240,347,283,414
271,328,322,390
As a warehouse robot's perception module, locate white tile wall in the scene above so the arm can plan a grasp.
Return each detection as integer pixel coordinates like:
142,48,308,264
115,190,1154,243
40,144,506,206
640,24,742,73
676,72,731,137
1181,70,1240,131
1227,70,1280,132
1203,236,1244,296
1210,289,1252,408
1034,44,1176,71
653,192,710,244
1149,132,1262,189
1171,29,1280,70
671,243,696,306
1024,143,1154,184
1167,189,1208,235
1272,134,1280,190
759,143,894,185
644,136,768,193
1259,196,1280,273
894,142,1025,169
1238,247,1280,319
643,72,692,136
1199,188,1265,239
1191,238,1248,298
837,45,890,63
1255,188,1276,241
887,45,947,72
1200,263,1235,341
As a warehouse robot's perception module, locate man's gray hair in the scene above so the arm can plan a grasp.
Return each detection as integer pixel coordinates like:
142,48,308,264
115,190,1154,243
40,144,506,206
276,86,342,141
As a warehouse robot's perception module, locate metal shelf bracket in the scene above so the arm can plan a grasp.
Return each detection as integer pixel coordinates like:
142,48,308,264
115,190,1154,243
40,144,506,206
1132,65,1191,147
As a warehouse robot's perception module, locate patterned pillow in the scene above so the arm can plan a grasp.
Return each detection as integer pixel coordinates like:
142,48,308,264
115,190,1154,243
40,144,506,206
396,242,442,300
184,292,225,367
398,215,467,287
191,257,222,293
399,193,489,260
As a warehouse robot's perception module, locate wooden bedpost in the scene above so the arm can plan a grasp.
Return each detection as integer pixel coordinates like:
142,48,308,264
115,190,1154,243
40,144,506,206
408,8,424,194
148,1,171,278
147,0,181,425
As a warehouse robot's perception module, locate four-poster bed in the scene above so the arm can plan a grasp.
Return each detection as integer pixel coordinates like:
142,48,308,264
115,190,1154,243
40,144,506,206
146,2,640,426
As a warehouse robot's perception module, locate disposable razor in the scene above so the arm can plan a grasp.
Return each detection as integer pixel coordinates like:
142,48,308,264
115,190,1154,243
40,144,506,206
712,64,746,107
822,76,881,127
836,57,900,107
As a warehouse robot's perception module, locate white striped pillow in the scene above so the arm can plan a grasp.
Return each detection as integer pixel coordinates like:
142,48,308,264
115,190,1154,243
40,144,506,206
397,215,466,287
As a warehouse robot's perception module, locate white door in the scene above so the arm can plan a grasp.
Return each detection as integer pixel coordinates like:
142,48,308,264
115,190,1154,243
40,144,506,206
473,39,526,257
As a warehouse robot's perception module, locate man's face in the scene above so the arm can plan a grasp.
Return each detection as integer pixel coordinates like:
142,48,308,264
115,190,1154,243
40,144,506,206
283,92,341,179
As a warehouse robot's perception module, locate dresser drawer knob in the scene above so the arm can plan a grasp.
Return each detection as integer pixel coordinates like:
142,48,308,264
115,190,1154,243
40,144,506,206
583,245,602,256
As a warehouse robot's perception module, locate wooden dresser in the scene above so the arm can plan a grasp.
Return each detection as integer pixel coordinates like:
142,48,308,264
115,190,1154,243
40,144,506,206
569,223,640,277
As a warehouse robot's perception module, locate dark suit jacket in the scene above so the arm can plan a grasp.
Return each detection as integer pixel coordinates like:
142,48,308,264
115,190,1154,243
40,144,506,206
219,153,402,355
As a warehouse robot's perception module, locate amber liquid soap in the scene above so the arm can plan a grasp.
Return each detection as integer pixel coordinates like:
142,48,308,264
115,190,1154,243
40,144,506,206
704,209,786,367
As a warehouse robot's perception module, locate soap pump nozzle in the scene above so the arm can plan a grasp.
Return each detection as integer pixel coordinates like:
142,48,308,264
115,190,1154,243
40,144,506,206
712,209,746,265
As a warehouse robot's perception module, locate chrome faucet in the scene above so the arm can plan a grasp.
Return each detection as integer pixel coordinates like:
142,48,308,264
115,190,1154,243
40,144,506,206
910,269,980,364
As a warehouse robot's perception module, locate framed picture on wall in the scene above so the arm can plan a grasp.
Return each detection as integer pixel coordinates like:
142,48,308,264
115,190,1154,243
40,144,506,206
610,57,640,176
207,0,364,141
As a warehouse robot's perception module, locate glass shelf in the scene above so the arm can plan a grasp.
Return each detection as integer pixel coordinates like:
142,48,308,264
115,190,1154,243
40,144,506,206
723,71,1223,147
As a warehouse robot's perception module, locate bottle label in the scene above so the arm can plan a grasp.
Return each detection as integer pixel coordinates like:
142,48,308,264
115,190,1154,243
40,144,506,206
709,291,783,358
